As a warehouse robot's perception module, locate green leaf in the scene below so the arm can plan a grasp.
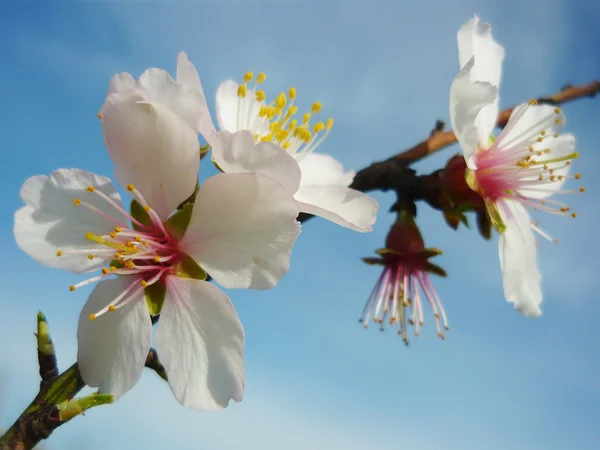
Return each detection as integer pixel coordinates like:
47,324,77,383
174,253,207,280
164,204,194,241
145,279,167,316
57,393,114,421
130,200,153,232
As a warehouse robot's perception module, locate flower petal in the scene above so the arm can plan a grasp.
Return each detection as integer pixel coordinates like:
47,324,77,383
517,133,575,199
77,276,151,399
498,200,542,316
137,67,207,135
107,73,136,96
215,80,267,135
179,173,300,290
449,57,498,168
176,51,216,139
101,88,200,220
495,104,566,154
155,277,244,410
294,185,379,233
457,16,505,88
297,153,355,188
14,169,124,274
211,130,302,194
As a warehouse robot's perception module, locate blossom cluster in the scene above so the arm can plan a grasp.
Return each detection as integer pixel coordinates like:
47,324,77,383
13,15,582,412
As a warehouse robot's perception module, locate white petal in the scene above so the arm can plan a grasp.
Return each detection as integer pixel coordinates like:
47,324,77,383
495,104,566,154
101,88,199,220
137,68,208,135
294,185,379,233
176,51,216,139
457,16,505,87
179,173,300,290
498,200,542,316
77,277,152,399
211,130,302,194
14,169,124,274
297,153,355,188
107,73,136,96
156,277,244,410
215,80,267,134
518,133,575,199
449,57,498,168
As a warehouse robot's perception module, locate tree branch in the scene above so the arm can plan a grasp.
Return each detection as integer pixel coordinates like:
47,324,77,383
0,315,166,450
299,80,599,223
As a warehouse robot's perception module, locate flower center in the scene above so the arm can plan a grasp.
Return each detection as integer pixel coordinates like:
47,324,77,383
359,260,448,345
471,102,584,220
234,71,334,160
57,184,180,320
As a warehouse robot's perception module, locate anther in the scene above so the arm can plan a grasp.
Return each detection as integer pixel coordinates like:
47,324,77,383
109,266,117,272
97,112,102,119
87,254,94,260
555,118,561,124
87,186,95,192
288,87,296,99
580,187,586,192
572,213,577,218
153,256,160,262
302,113,311,124
108,305,116,312
115,227,122,232
326,118,334,130
540,130,546,136
144,205,151,212
575,173,581,180
89,314,96,321
256,90,265,102
438,332,445,340
554,108,561,114
109,232,117,238
311,102,322,114
243,72,254,83
237,85,247,98
553,133,559,138
56,250,63,257
257,72,266,84
73,198,81,206
536,137,543,142
127,184,135,191
102,268,109,275
313,122,325,133
69,285,76,292
528,99,538,105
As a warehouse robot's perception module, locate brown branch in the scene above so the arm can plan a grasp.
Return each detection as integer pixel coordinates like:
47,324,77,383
392,80,600,166
299,80,599,224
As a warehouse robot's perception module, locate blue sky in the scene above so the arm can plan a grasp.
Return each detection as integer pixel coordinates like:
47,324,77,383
1,1,599,449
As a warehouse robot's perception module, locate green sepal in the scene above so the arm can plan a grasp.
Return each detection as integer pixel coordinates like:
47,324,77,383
57,393,114,421
145,279,167,316
362,257,385,266
173,253,207,280
476,210,493,240
199,144,211,159
425,262,448,278
130,200,153,232
164,204,194,241
177,182,199,210
465,168,477,192
485,200,506,234
212,155,224,172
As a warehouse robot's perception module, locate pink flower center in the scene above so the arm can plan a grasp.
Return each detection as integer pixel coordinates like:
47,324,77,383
360,257,448,345
57,184,181,320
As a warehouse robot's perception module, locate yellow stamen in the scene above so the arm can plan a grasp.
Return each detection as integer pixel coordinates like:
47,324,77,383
89,313,96,321
326,118,334,131
102,268,109,275
69,285,76,292
288,87,296,99
127,184,135,191
256,90,266,102
140,280,148,287
108,305,116,312
243,72,254,83
311,102,322,113
56,250,63,257
257,72,266,84
73,198,81,206
237,84,247,98
87,186,95,193
87,254,94,260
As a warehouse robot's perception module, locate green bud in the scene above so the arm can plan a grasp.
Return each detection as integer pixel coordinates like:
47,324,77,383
57,393,114,421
